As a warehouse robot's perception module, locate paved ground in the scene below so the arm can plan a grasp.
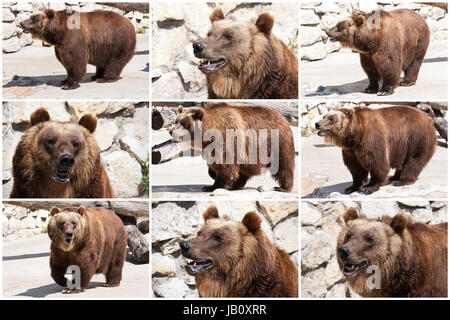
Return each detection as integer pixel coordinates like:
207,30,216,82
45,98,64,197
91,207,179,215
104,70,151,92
301,134,448,199
3,234,149,298
152,127,299,200
302,40,448,100
2,34,149,100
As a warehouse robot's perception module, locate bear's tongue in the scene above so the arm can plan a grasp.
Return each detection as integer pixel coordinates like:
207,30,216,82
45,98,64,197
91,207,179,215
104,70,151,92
185,259,214,275
52,170,70,183
198,58,226,73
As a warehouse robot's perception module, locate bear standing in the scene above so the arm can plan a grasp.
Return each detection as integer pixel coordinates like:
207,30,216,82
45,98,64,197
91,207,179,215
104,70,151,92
337,208,447,297
193,8,298,99
327,9,430,96
11,108,114,198
179,206,298,297
20,9,136,90
48,206,127,293
315,106,436,194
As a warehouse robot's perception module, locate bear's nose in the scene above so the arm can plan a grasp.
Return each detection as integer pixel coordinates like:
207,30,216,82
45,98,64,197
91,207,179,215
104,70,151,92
193,42,205,56
338,246,351,259
315,122,321,129
179,241,190,254
59,154,75,168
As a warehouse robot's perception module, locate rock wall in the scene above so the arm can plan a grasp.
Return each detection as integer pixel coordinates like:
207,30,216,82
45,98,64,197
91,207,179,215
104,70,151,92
151,2,299,99
152,201,298,298
301,200,447,297
301,1,448,61
2,101,149,198
2,203,50,240
3,1,149,53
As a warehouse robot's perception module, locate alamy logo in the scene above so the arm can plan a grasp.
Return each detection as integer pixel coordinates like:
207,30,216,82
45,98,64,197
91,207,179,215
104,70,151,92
366,265,381,289
65,265,81,290
66,8,81,30
366,9,382,30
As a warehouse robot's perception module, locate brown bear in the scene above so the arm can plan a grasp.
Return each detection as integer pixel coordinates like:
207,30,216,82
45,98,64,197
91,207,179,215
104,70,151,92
10,108,114,198
315,106,436,194
171,103,295,192
48,206,127,293
192,8,298,99
337,207,447,297
326,9,430,96
179,206,298,297
20,9,136,90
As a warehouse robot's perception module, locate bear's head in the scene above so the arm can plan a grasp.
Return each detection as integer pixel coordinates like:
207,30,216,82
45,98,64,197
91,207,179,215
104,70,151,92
24,108,98,184
47,206,88,251
192,8,275,74
20,9,70,44
179,205,264,277
337,207,407,280
315,108,353,138
169,106,204,144
326,9,381,51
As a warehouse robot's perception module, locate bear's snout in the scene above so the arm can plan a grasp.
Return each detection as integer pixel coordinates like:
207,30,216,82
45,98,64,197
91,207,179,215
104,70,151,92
315,122,321,129
338,246,351,259
59,154,75,168
193,42,205,57
179,241,190,254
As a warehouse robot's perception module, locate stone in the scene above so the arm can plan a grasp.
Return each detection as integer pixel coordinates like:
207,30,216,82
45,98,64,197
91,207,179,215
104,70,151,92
15,2,33,11
302,230,333,271
301,41,327,61
20,216,35,230
3,23,16,40
398,200,429,208
4,101,70,124
431,201,446,209
176,60,204,92
301,9,320,25
120,107,149,163
301,202,323,226
19,32,33,47
2,124,22,172
300,26,323,46
7,216,20,235
411,208,433,223
14,206,28,220
258,201,298,226
94,118,118,151
48,2,67,11
273,215,298,254
358,1,379,13
153,278,188,298
152,253,177,276
103,151,142,198
325,258,342,288
2,215,8,237
301,268,327,297
431,7,446,20
315,2,341,13
326,283,346,298
3,8,15,22
152,72,185,99
359,201,400,218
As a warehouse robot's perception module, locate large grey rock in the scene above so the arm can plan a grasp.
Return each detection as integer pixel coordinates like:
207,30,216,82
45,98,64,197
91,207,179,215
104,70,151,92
301,41,327,61
94,118,118,151
3,36,20,53
302,230,333,271
258,201,298,226
153,278,189,298
152,253,177,276
273,215,298,254
152,72,185,99
301,26,323,46
302,268,327,297
301,9,320,25
103,151,142,198
301,202,323,226
3,22,16,40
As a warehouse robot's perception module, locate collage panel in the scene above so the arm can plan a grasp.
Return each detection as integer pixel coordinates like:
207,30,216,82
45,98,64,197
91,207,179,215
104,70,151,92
152,200,298,298
152,101,299,199
3,101,149,199
3,200,149,298
151,1,298,99
301,101,448,199
301,200,448,298
300,1,448,100
3,2,149,100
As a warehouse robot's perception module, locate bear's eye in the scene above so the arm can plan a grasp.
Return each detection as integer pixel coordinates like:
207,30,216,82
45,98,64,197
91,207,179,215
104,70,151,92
213,234,222,241
329,116,335,122
207,31,212,37
344,232,352,242
364,235,374,243
72,141,80,148
47,138,56,145
197,231,203,236
224,33,233,41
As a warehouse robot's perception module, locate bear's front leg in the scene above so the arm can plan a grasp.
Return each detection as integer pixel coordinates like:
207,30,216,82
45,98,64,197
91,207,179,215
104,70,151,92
360,54,379,94
56,45,87,90
373,54,401,96
50,264,69,288
342,150,368,193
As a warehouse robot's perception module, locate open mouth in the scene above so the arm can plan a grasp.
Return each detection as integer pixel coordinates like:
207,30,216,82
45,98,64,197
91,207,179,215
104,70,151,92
65,237,73,244
317,129,331,136
185,258,214,275
329,36,339,42
52,170,70,183
198,58,226,73
342,261,367,277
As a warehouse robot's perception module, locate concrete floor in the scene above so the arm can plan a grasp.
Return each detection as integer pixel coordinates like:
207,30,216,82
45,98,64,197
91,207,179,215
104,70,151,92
301,134,448,199
302,40,448,100
3,234,149,298
2,34,149,100
152,127,299,200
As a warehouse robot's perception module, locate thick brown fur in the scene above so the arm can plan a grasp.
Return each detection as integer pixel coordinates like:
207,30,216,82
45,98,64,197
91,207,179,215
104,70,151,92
337,208,447,297
315,106,436,194
327,9,430,95
20,9,136,89
11,108,114,198
193,8,298,99
180,205,298,297
171,103,295,192
48,206,127,293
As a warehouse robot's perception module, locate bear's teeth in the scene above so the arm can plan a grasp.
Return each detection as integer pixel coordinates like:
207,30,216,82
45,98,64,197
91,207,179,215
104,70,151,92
194,262,197,268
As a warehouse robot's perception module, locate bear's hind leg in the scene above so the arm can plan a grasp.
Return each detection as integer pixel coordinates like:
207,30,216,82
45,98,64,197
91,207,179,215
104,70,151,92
391,157,427,187
104,257,125,287
231,174,250,190
97,59,127,83
91,67,105,81
388,169,402,183
273,160,294,192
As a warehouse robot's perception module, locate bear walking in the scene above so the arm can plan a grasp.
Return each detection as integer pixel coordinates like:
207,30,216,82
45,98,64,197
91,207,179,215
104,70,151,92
11,108,114,198
315,106,436,194
20,9,136,90
48,206,127,293
179,206,298,297
337,208,447,297
327,9,430,96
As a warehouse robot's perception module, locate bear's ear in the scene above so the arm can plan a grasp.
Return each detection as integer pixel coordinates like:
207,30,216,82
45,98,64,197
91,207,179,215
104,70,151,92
256,13,274,35
352,10,366,26
340,108,352,117
78,206,86,216
203,206,219,221
210,8,225,23
45,9,55,19
30,108,50,126
242,211,261,234
78,114,97,133
188,108,204,121
49,207,60,216
343,207,359,224
177,105,184,114
390,213,408,234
